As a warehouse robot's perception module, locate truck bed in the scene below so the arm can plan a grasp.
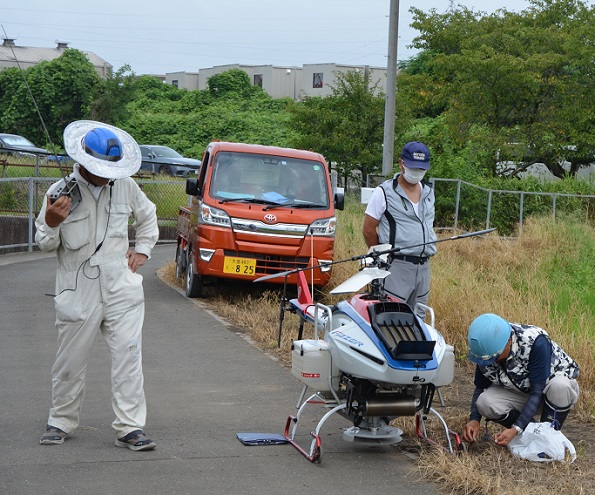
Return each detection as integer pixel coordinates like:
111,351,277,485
177,206,191,238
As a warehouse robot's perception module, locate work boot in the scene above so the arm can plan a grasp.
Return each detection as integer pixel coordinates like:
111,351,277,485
540,401,570,430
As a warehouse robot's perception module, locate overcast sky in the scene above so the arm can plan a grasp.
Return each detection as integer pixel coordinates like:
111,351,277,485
1,1,534,75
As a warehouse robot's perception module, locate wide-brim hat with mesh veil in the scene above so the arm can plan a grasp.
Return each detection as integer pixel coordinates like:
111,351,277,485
63,120,141,179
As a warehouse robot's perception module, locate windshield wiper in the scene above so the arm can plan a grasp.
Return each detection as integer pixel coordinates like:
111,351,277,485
263,202,327,210
219,197,279,206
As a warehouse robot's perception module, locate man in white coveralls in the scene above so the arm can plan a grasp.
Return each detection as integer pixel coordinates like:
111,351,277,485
35,120,159,451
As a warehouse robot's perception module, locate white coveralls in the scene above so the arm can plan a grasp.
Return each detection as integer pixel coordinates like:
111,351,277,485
35,166,159,438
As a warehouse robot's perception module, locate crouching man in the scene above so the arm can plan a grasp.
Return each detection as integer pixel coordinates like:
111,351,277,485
462,313,579,447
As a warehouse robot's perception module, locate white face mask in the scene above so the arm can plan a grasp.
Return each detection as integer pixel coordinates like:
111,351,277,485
402,167,426,184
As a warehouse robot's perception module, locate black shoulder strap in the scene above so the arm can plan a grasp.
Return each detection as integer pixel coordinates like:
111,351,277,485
381,183,397,248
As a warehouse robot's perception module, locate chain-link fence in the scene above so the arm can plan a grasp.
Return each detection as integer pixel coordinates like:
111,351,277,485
360,175,595,235
0,177,188,254
431,178,595,235
2,150,595,252
0,150,73,178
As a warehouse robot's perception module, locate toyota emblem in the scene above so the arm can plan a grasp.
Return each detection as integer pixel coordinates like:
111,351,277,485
263,213,277,224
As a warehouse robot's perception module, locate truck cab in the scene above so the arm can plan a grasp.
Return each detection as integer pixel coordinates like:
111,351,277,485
176,141,344,297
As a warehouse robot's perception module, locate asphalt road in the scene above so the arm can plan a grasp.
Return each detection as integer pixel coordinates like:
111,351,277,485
0,245,438,495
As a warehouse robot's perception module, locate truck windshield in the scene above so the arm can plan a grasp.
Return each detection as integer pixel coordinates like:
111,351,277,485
210,152,330,207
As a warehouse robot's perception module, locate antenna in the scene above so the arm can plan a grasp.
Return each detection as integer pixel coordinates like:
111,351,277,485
1,26,56,152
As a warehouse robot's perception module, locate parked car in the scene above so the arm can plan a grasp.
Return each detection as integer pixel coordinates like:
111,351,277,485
0,133,48,157
139,145,201,177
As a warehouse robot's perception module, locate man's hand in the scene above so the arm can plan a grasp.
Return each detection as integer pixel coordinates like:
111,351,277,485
126,250,148,273
463,420,481,443
45,194,71,228
494,427,518,447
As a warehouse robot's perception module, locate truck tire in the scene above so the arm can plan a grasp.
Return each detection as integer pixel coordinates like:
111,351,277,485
185,251,203,297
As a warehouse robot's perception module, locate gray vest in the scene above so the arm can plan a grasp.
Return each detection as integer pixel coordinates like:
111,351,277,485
377,176,437,256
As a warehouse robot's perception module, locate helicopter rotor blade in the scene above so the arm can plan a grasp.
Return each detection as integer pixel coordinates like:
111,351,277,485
254,270,295,283
373,227,497,258
330,268,390,294
253,228,497,284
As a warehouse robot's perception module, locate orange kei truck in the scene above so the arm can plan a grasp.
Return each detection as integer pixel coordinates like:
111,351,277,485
175,141,344,297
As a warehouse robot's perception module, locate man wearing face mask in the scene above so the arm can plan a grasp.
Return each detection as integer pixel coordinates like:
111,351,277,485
362,142,437,316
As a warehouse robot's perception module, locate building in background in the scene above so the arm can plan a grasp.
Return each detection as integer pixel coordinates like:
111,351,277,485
165,71,199,90
301,63,387,98
0,38,112,79
196,64,303,99
0,37,387,100
171,63,387,100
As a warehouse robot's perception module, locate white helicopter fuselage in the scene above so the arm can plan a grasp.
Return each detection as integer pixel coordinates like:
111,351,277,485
291,298,455,396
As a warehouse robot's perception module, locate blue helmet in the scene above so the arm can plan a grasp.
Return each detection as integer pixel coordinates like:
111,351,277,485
467,313,512,365
83,128,123,162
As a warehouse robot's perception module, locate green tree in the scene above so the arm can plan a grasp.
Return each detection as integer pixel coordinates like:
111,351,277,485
407,0,595,178
90,64,136,125
207,69,255,98
120,70,297,158
0,49,101,149
289,70,385,186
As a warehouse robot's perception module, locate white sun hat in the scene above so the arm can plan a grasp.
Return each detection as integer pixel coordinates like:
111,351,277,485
63,120,141,179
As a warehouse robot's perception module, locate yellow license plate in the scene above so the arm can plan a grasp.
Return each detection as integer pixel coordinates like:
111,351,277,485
223,256,257,276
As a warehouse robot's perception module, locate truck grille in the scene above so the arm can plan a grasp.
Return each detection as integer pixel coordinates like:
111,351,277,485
231,218,308,238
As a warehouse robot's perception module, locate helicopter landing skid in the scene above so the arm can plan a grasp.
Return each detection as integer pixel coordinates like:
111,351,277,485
284,391,462,463
284,392,346,463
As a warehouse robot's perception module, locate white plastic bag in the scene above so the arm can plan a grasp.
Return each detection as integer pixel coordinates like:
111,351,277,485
507,422,576,463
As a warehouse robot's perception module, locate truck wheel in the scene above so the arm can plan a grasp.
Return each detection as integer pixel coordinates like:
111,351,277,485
185,252,203,297
175,244,186,279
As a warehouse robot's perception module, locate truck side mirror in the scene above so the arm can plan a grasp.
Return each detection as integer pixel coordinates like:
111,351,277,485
186,178,200,196
334,190,344,211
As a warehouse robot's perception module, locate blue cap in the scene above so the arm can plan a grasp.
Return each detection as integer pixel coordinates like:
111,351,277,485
400,142,430,170
467,313,512,365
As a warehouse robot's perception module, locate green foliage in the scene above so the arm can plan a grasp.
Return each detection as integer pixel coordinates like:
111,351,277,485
433,174,595,235
119,70,298,158
0,50,101,149
405,0,595,179
207,69,254,98
89,64,136,125
0,183,18,209
536,216,595,329
288,70,385,186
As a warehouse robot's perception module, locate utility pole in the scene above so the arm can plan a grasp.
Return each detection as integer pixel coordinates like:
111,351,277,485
382,0,399,176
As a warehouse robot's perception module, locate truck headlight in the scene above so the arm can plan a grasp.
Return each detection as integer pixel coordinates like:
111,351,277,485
308,217,337,236
199,202,231,228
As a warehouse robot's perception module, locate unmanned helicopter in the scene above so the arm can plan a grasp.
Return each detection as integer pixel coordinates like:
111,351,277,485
255,229,495,463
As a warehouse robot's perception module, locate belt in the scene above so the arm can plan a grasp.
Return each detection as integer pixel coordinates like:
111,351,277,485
391,254,429,265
